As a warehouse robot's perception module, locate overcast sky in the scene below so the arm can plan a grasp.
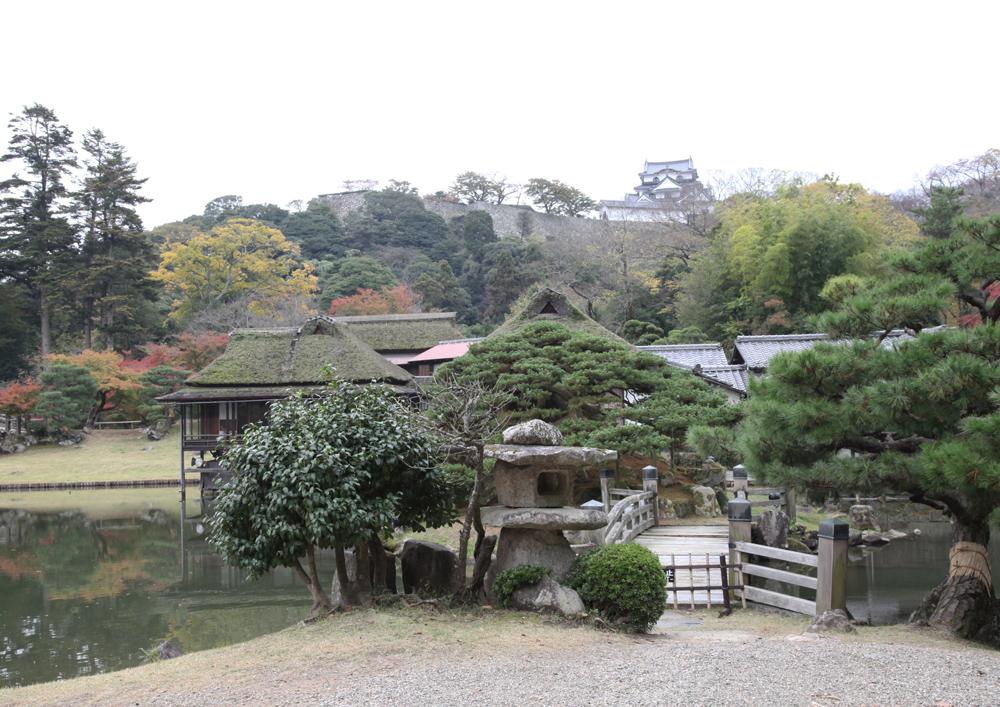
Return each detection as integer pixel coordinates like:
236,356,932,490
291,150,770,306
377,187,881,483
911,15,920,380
4,1,998,228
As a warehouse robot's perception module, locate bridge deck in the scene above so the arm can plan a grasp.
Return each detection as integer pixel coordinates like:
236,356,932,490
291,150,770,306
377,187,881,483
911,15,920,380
634,524,730,607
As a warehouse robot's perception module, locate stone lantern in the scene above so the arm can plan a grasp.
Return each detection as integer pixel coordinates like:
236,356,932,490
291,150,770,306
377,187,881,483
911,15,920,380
482,420,616,594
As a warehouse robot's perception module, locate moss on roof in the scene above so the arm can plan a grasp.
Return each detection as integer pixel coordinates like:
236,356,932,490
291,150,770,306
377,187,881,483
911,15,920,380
488,288,628,344
187,318,413,387
333,312,464,351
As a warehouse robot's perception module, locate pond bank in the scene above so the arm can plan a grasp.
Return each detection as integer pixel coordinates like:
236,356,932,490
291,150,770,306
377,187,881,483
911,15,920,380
0,607,994,707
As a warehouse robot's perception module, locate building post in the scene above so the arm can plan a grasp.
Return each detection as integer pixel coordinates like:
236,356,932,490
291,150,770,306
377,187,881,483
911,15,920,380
642,465,659,528
816,518,849,615
727,498,752,603
600,467,614,514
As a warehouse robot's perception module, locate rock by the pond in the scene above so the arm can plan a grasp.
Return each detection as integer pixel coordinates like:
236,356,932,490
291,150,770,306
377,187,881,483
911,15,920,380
883,529,908,540
786,537,812,554
400,539,457,595
690,486,720,518
806,609,855,634
331,548,397,607
849,528,864,547
58,439,76,447
803,530,819,550
862,531,889,545
502,419,563,446
155,640,185,660
146,428,164,441
510,575,585,616
756,509,789,549
849,504,881,532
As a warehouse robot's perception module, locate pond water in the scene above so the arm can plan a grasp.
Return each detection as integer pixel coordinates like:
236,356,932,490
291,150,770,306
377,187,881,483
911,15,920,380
0,489,334,688
846,520,1000,626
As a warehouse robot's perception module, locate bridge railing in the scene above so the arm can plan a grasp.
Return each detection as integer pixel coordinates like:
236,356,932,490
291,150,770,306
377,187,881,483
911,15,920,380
601,465,659,545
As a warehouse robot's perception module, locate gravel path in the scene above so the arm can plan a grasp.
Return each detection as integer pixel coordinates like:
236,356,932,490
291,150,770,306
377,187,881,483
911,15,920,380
130,632,1000,707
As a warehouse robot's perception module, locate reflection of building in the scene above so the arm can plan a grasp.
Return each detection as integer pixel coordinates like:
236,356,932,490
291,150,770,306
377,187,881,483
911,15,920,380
599,157,710,222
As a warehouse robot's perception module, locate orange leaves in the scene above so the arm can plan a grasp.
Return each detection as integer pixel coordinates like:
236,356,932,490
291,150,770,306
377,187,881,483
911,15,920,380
327,285,418,316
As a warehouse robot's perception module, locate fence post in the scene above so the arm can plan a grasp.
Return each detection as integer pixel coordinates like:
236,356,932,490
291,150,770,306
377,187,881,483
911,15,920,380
732,464,748,497
727,497,752,602
783,488,797,523
815,518,849,615
642,465,659,528
600,467,614,514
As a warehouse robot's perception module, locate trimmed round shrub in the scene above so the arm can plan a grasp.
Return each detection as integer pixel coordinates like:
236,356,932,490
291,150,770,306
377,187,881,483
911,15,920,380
567,543,666,632
492,563,549,607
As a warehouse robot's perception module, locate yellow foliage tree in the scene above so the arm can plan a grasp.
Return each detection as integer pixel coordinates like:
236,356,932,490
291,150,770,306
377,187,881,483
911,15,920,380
152,218,318,322
47,350,141,429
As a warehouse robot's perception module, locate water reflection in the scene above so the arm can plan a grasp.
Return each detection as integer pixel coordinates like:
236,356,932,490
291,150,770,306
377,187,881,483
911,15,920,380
0,490,332,688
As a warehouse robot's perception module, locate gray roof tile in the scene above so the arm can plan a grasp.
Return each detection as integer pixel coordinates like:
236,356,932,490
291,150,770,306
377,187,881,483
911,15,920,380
637,343,729,368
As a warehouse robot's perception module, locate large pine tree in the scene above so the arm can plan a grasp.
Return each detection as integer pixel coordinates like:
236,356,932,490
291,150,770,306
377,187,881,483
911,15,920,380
73,129,157,350
0,104,79,356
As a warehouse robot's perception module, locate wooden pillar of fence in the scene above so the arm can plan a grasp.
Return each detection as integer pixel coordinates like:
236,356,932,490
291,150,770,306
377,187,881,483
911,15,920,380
642,465,659,528
732,464,748,497
600,467,614,514
816,518,849,614
727,497,752,602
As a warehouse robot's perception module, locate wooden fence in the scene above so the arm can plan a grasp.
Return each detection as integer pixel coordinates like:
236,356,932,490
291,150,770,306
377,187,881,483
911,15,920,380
662,553,741,612
728,497,848,616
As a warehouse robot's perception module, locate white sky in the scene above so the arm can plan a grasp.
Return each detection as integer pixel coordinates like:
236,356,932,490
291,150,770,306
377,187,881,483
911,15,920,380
3,1,998,228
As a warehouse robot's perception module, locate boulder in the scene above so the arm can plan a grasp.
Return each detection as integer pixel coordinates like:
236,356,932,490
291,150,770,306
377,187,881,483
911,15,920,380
803,531,819,550
787,537,813,554
690,486,721,518
849,528,864,547
657,469,675,487
510,575,585,616
658,497,676,521
756,509,789,549
849,505,881,532
806,609,855,634
883,529,908,540
330,548,397,608
400,539,457,595
862,531,889,545
154,640,185,660
503,419,563,446
146,428,164,441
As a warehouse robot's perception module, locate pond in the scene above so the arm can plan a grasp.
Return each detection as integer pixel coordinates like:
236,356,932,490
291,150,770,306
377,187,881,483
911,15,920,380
0,489,335,689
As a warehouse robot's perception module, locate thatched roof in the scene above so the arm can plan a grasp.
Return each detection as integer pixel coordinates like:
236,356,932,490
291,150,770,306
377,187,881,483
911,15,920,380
487,288,628,343
184,318,413,388
329,312,464,352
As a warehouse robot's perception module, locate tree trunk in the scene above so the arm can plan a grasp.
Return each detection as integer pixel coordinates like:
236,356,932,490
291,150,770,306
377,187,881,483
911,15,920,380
293,545,331,616
354,540,373,599
334,545,362,608
40,291,51,358
911,518,998,644
369,533,387,592
455,450,485,591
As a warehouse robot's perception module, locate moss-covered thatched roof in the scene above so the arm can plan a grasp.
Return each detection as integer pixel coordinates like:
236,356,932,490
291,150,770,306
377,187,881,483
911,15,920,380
186,318,413,387
487,288,628,343
332,312,464,351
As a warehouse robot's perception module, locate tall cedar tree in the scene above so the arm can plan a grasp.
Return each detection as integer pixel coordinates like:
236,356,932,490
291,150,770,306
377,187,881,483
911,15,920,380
461,210,498,257
484,249,523,322
73,129,157,350
0,104,78,356
911,185,965,240
437,321,741,458
740,213,1000,643
414,260,471,321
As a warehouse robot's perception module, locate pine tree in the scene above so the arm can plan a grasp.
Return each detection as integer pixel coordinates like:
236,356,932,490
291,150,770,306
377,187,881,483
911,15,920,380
0,104,79,356
462,210,497,257
912,185,965,239
73,129,157,350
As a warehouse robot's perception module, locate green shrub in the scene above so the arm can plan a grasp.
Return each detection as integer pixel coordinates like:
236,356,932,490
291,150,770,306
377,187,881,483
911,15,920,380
492,564,549,607
566,543,666,632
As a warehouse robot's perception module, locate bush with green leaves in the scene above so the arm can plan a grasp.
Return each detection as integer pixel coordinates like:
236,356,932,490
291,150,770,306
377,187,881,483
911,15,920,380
492,564,549,607
567,543,666,632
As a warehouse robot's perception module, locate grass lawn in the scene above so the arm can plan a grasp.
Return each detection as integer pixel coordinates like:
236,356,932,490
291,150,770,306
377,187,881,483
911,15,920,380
0,429,181,484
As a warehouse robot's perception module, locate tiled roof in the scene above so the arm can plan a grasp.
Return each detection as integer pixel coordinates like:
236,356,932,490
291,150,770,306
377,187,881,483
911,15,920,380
638,343,728,368
696,365,751,394
731,330,921,371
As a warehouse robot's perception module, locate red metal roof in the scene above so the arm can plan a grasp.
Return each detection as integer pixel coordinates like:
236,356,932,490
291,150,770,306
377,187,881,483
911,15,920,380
408,341,473,363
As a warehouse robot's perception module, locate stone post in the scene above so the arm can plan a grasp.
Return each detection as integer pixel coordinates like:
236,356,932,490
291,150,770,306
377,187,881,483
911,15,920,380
642,465,659,528
600,467,614,514
727,497,752,602
816,518,849,615
732,464,748,495
783,487,797,523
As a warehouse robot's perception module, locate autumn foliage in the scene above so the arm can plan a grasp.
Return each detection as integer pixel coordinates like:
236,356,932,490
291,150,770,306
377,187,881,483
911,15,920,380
327,285,418,316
